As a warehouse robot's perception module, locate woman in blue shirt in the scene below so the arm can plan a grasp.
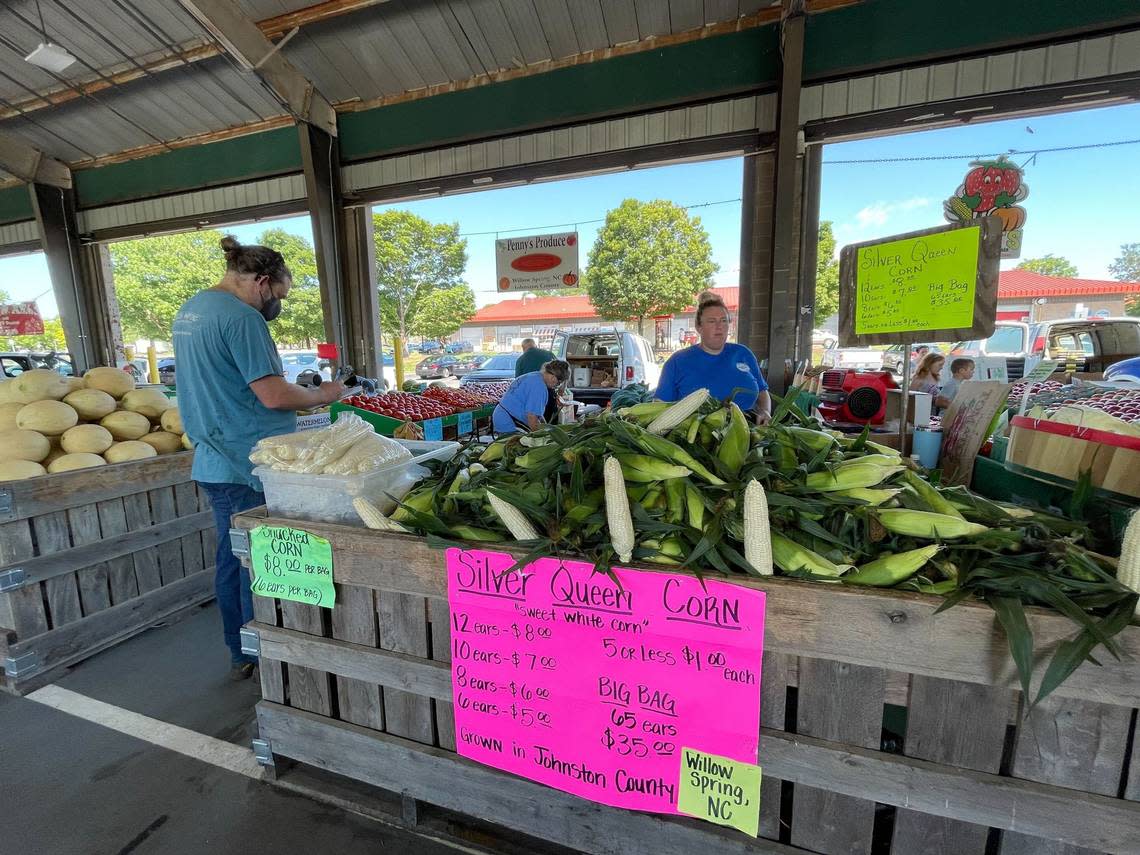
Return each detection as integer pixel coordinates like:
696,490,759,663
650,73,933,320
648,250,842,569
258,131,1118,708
658,293,771,424
493,360,570,433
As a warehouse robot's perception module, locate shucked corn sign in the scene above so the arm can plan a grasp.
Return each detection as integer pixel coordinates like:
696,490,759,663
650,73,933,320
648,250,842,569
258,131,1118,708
249,525,336,608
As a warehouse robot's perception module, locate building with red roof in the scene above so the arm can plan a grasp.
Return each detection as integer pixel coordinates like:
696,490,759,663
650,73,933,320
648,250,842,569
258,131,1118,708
457,274,1136,350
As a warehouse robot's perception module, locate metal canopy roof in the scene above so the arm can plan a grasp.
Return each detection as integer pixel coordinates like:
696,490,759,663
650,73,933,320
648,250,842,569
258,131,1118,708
0,0,779,171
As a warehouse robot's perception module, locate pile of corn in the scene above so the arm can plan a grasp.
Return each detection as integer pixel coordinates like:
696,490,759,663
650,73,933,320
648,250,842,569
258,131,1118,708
364,389,1138,703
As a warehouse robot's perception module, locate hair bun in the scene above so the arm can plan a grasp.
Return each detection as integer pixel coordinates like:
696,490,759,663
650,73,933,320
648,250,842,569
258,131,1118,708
219,235,242,256
697,291,723,307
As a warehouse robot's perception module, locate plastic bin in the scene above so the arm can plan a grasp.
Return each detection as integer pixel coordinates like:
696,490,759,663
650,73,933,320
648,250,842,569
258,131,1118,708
254,439,460,525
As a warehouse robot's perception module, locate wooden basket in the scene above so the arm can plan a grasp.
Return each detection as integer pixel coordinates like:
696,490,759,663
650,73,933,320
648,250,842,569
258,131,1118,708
1007,415,1140,499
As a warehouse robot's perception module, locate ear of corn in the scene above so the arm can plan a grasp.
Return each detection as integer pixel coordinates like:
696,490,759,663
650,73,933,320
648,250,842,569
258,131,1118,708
744,480,773,576
646,389,708,434
604,456,635,563
391,488,435,522
844,544,942,587
834,487,902,506
1118,510,1140,616
806,462,905,492
685,414,703,444
785,426,838,454
864,440,901,457
615,453,691,482
618,401,672,423
488,492,542,541
514,445,562,469
771,532,850,577
479,440,507,462
450,524,505,543
877,509,989,539
685,484,706,530
353,497,408,532
902,470,964,519
630,428,725,485
665,479,686,524
717,403,750,477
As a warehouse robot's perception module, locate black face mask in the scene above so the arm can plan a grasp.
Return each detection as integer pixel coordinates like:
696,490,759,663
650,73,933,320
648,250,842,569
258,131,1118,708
259,282,282,322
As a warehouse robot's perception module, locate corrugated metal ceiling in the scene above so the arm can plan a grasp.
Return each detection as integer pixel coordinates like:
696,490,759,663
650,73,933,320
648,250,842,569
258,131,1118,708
0,0,776,168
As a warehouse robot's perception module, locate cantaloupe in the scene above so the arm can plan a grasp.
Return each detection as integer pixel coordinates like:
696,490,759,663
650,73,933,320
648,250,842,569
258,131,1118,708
16,400,79,435
160,407,183,434
0,459,46,481
0,378,14,404
42,445,68,467
49,453,106,473
11,369,71,403
122,388,172,420
181,433,193,450
138,430,183,454
100,410,151,440
84,366,135,399
0,429,51,462
104,441,157,463
64,376,86,393
64,388,117,421
0,401,24,431
61,424,114,455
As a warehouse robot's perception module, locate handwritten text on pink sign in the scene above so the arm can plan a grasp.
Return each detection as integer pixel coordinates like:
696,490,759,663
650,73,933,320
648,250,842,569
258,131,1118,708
446,548,765,813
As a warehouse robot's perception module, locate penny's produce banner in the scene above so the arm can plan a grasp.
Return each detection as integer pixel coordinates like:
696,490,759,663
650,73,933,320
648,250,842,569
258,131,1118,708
446,548,766,835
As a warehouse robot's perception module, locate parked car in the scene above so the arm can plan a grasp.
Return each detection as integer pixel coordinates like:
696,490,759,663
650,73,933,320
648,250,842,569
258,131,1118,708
950,318,1140,380
811,328,838,350
445,341,474,354
460,353,523,387
415,354,484,379
416,340,444,354
824,345,887,373
881,343,947,376
1105,356,1140,383
279,351,332,384
0,351,75,377
549,328,661,405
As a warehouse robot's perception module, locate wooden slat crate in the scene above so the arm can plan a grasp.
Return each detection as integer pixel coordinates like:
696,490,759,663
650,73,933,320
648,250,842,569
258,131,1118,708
0,452,215,694
233,509,1140,855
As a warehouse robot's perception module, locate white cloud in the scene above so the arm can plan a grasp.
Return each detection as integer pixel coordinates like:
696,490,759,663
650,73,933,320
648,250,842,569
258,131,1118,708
853,196,931,229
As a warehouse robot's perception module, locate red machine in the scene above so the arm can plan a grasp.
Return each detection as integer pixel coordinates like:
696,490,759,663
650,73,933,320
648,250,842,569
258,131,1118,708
817,370,898,425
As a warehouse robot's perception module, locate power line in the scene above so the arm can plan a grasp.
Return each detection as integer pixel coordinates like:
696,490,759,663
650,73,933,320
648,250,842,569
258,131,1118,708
456,198,743,237
822,137,1140,165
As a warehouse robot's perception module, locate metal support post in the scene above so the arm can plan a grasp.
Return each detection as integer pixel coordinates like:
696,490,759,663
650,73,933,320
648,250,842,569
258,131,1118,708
765,4,806,395
29,183,100,372
341,205,381,380
299,123,352,368
736,153,757,346
795,143,824,366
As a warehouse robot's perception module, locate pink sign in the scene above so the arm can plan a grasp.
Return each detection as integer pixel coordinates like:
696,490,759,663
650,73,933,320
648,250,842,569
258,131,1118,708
446,548,765,813
0,302,44,336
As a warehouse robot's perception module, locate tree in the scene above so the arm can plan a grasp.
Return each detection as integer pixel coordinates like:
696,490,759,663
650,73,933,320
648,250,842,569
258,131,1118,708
1110,243,1140,282
412,285,476,341
373,210,467,348
812,221,841,323
110,231,224,341
585,199,716,335
256,228,326,347
1017,254,1078,278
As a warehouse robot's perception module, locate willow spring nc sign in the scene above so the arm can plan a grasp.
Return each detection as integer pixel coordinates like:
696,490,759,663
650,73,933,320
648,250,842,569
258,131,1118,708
495,232,579,292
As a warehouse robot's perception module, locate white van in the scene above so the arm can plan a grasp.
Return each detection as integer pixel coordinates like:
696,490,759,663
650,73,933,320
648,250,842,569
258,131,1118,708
550,328,661,404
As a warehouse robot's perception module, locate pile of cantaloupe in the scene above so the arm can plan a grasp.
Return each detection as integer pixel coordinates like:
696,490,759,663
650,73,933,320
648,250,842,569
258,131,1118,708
0,367,190,482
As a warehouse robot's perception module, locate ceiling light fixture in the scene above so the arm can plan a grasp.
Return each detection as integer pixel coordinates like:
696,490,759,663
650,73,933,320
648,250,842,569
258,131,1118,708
24,0,76,72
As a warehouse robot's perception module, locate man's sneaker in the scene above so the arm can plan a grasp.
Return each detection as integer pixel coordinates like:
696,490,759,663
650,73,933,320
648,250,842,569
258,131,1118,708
230,661,256,681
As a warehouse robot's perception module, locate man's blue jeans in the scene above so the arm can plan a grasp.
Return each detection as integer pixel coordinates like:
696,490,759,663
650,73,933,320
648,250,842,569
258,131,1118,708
199,482,264,665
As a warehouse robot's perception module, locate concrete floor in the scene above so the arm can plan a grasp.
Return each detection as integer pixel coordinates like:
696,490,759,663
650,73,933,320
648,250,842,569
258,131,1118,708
0,604,484,855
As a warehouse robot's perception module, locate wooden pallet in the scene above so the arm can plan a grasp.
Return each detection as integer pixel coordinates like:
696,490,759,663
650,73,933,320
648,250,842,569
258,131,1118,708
0,453,215,694
233,508,1140,855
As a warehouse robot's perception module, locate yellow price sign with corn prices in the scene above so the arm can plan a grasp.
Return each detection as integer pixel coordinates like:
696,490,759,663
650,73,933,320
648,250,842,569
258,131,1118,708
249,525,336,608
838,219,1001,347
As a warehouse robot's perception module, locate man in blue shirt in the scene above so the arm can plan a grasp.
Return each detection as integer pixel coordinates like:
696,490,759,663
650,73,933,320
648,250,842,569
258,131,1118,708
657,294,770,423
174,236,344,679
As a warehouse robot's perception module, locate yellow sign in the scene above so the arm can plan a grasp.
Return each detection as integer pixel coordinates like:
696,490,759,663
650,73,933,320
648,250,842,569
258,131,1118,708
854,225,980,335
677,747,762,837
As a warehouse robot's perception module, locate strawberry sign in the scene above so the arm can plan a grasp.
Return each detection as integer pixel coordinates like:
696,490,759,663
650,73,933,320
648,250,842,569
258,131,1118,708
944,156,1028,259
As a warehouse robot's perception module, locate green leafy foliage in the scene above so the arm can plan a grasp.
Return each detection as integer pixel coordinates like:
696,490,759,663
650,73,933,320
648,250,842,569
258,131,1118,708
1016,254,1079,278
812,221,840,322
584,199,716,335
373,210,467,347
412,285,476,341
7,317,67,351
258,228,326,346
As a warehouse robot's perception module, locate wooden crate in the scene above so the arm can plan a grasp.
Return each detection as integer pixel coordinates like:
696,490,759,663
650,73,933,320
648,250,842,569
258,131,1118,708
0,452,215,694
233,509,1140,855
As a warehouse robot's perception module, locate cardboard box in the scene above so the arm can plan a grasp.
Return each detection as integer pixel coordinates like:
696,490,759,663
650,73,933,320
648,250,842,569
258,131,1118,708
1006,415,1140,499
886,389,932,428
590,369,615,387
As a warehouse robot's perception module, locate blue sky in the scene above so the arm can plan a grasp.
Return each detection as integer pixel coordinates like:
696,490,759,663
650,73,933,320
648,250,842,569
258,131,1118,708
3,102,1139,319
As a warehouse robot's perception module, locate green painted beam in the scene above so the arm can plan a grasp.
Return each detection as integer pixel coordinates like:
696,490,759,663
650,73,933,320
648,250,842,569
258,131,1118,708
73,125,302,209
338,26,780,162
0,184,33,226
805,0,1140,79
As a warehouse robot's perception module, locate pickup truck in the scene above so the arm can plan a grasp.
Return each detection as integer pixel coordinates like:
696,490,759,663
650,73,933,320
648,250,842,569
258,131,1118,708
950,317,1140,380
